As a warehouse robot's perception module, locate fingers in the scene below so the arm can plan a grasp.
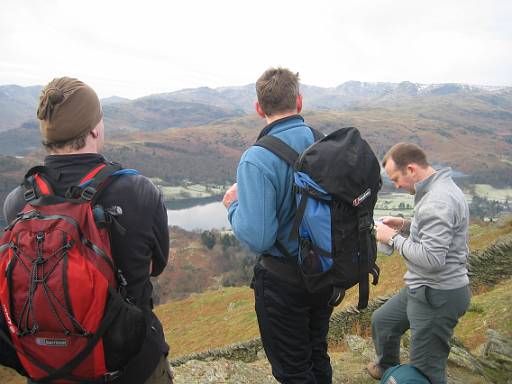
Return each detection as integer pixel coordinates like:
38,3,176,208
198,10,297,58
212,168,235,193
222,183,238,209
375,223,397,243
381,216,402,229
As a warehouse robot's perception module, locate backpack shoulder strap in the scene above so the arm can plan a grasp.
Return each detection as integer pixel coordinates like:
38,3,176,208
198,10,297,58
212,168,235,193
22,166,60,201
254,127,322,260
66,163,123,202
254,135,299,166
254,126,323,166
310,127,324,141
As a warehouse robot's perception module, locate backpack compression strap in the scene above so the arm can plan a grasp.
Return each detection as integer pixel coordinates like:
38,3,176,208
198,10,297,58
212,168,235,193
356,207,375,310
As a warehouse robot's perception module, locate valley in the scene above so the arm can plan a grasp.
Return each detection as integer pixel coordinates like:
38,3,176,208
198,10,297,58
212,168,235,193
0,80,511,382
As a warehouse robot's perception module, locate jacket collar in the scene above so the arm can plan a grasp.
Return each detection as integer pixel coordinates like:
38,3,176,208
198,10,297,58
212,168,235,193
256,114,304,140
44,153,106,168
414,167,452,204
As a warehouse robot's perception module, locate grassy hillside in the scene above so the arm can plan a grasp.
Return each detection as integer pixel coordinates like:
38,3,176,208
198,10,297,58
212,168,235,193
455,279,512,350
160,218,512,358
1,219,511,382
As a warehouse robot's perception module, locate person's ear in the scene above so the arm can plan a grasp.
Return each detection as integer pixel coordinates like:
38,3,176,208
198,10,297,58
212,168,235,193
255,101,266,118
90,127,99,139
296,94,303,113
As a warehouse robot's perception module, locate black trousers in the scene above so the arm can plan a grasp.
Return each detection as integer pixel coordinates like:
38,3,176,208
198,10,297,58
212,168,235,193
252,262,334,384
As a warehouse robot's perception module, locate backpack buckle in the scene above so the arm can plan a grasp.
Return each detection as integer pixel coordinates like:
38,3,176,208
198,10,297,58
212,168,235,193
24,189,36,202
80,186,97,201
65,185,82,199
103,370,123,382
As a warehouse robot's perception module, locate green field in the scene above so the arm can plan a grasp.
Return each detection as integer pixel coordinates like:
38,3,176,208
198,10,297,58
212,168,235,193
159,183,226,201
474,184,512,202
375,192,415,218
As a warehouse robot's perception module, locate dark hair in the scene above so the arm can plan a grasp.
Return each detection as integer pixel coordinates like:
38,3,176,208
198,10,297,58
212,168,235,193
382,142,429,170
256,67,300,116
42,130,89,151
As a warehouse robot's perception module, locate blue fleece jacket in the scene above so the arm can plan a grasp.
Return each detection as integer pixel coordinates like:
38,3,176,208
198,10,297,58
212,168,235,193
228,115,315,257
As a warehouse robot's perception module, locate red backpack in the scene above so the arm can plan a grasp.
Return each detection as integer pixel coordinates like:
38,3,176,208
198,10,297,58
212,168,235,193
0,163,146,383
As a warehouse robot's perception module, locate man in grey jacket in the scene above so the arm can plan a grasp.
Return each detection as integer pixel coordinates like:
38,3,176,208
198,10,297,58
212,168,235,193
368,143,471,384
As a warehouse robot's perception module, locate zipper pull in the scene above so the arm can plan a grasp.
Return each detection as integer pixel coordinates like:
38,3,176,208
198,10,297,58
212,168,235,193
35,232,45,263
36,232,45,243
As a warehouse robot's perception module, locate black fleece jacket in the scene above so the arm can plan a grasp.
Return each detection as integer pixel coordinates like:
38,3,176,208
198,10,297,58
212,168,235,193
3,153,170,384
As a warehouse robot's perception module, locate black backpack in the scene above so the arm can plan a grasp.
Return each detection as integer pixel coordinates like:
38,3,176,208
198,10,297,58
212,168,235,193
255,126,381,309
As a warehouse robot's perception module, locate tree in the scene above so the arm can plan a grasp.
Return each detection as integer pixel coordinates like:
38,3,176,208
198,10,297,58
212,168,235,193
201,230,216,249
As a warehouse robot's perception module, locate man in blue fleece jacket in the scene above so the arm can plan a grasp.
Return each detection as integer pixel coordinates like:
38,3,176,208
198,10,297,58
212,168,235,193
368,143,471,384
223,68,334,383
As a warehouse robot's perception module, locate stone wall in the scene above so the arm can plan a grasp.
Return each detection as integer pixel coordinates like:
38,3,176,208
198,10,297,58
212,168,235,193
171,339,263,367
468,238,512,290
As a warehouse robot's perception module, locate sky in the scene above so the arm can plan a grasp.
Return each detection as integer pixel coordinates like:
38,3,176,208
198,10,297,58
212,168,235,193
1,0,511,99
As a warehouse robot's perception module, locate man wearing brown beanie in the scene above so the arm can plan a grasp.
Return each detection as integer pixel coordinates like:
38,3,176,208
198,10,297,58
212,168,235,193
2,77,172,383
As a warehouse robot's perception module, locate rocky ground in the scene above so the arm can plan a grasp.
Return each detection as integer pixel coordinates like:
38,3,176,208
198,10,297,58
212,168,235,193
171,330,511,383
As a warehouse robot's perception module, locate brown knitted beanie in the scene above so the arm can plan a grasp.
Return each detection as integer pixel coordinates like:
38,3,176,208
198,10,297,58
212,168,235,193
37,77,103,143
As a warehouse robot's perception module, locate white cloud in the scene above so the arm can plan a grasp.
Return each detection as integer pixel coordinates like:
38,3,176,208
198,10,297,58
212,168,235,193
1,0,510,98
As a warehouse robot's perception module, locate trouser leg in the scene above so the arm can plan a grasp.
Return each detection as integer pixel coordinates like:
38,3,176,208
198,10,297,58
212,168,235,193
371,288,410,370
407,285,471,384
309,300,333,384
253,263,332,384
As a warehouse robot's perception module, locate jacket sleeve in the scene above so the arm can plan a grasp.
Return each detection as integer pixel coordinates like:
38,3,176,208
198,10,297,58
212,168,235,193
394,200,455,272
228,160,278,254
150,190,170,276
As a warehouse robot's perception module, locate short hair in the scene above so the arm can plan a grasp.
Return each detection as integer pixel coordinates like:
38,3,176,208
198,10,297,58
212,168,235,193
382,142,429,170
256,67,300,116
42,130,89,152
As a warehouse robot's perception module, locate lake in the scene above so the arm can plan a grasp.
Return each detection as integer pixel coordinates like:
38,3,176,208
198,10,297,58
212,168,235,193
164,192,415,232
167,200,230,231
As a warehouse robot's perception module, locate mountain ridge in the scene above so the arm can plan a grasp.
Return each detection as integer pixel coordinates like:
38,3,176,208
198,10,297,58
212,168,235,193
1,80,511,134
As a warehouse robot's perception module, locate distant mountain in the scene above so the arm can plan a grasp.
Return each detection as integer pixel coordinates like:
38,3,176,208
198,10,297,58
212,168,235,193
151,81,512,112
1,81,511,181
0,84,42,131
2,81,511,135
101,95,131,105
146,85,255,113
102,98,245,132
0,120,41,156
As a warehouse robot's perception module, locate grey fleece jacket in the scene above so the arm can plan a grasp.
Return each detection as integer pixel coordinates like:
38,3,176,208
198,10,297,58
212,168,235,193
393,167,470,290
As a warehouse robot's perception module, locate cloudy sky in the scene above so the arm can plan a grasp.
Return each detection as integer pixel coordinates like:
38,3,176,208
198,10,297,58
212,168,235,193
1,0,511,98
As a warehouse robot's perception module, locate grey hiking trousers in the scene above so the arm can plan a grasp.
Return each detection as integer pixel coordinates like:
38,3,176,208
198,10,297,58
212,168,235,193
371,285,471,384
